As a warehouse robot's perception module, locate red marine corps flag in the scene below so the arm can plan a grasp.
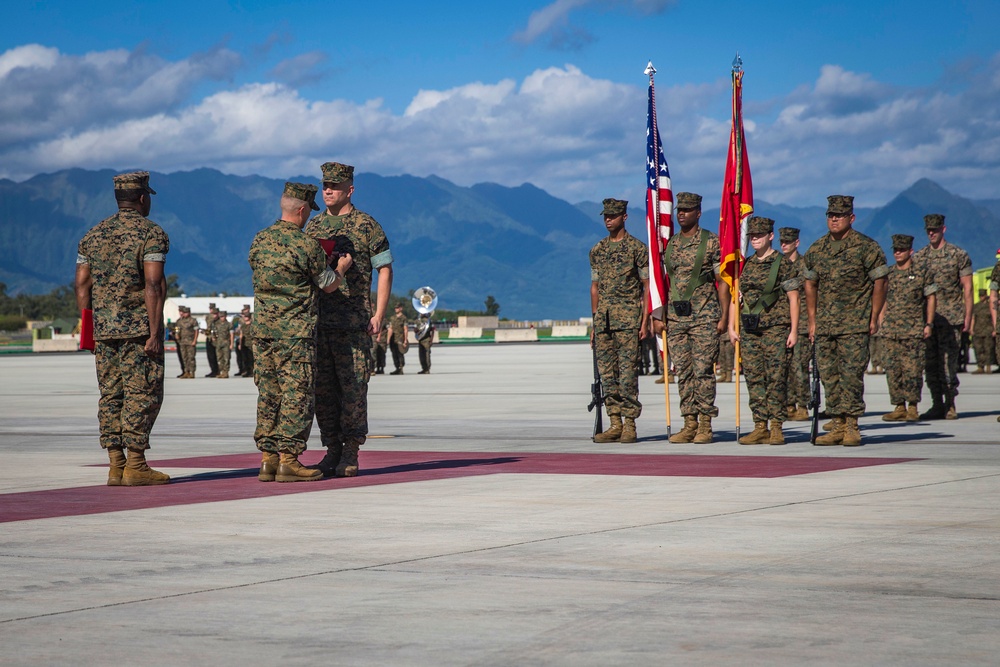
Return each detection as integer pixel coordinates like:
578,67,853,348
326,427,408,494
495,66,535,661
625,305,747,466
719,55,753,293
644,61,673,322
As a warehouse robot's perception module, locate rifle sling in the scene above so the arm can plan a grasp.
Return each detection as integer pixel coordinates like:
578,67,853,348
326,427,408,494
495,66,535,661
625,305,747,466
664,228,711,302
741,254,783,316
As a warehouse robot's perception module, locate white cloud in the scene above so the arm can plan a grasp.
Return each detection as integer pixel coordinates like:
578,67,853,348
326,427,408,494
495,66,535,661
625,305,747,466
1,43,999,208
512,0,675,51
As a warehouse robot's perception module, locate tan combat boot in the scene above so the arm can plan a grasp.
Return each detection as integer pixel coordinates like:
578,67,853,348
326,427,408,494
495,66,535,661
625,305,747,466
739,421,769,445
945,399,958,420
822,416,843,432
814,416,845,446
668,415,698,443
122,449,170,486
312,444,343,478
718,370,732,383
692,414,714,444
336,441,360,478
276,452,323,482
906,403,919,422
654,373,666,384
258,452,279,482
218,371,229,379
769,421,786,445
620,417,637,444
882,404,908,422
791,406,811,421
594,415,623,443
107,447,126,486
841,416,863,446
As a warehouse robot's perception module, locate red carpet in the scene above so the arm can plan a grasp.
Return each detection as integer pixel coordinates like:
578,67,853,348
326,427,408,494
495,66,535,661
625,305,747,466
0,450,918,523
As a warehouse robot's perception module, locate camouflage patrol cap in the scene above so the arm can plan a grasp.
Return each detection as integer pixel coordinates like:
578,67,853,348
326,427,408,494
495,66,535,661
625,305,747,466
924,213,945,229
178,305,189,313
321,162,355,184
395,302,404,309
601,198,628,216
208,302,217,310
219,311,228,317
113,171,156,195
242,304,251,312
826,195,854,215
283,182,320,211
891,234,914,251
778,227,800,243
747,217,774,235
675,192,702,210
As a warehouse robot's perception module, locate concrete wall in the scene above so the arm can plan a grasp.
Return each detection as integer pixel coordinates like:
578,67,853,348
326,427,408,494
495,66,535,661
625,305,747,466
33,335,80,353
550,325,588,337
495,329,538,343
447,327,483,339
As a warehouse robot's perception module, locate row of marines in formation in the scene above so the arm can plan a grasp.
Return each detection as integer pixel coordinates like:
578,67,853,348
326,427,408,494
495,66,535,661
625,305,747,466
168,300,431,379
590,192,992,446
76,163,396,485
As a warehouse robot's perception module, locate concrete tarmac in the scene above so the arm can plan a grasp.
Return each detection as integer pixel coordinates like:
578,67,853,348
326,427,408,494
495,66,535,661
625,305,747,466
1,345,998,665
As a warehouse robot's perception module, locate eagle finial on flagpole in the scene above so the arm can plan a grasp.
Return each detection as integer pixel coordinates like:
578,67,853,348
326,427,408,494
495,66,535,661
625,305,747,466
644,61,656,77
732,53,743,73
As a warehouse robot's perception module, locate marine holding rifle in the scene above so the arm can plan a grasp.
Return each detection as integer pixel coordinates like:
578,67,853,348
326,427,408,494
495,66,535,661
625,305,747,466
653,192,730,444
803,195,888,447
728,217,801,445
589,198,649,444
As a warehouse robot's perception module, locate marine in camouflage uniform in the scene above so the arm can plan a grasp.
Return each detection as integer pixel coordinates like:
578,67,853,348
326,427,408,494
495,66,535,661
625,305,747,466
249,182,351,483
717,334,734,383
175,306,199,378
970,289,994,373
373,322,388,374
913,214,973,419
589,198,649,444
658,192,730,444
731,217,801,445
879,234,937,422
804,195,889,446
75,171,170,486
238,308,254,377
388,304,408,374
211,310,233,378
990,260,1000,421
305,161,394,478
778,227,812,421
417,317,435,374
202,307,219,377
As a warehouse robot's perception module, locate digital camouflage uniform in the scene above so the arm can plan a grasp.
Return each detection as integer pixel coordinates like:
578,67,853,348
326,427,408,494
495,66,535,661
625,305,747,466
176,309,199,376
804,219,889,419
991,261,1000,369
971,293,993,370
249,205,330,456
305,165,393,456
783,243,812,412
664,225,722,418
590,228,648,420
77,203,168,453
417,319,435,373
738,243,801,425
211,313,232,375
881,238,937,407
913,217,972,409
388,309,408,371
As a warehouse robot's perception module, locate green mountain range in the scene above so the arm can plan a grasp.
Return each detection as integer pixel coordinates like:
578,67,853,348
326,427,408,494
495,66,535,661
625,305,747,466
1,170,996,319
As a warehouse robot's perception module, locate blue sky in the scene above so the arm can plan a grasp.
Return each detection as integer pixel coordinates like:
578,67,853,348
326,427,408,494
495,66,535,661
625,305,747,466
2,0,998,206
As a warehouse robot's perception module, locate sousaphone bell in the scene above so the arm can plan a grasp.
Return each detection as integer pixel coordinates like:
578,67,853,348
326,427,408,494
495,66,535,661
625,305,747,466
412,286,437,341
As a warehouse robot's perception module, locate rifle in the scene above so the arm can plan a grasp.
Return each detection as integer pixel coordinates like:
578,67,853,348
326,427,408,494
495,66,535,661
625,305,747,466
587,343,605,440
809,343,821,444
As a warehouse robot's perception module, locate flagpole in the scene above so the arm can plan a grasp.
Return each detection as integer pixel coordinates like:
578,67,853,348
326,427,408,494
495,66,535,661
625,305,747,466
646,60,671,438
732,55,742,443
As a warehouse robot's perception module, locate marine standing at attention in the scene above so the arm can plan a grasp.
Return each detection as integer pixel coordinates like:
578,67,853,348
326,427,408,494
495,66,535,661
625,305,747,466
249,182,353,483
878,234,937,422
913,214,973,419
212,310,233,378
75,171,170,486
388,303,408,375
654,192,730,444
804,195,888,447
971,289,994,374
778,227,812,422
175,305,199,378
305,162,394,478
589,198,649,444
729,217,800,445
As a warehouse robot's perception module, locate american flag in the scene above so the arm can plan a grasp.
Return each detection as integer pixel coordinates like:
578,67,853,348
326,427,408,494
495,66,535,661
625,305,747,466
645,66,673,321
